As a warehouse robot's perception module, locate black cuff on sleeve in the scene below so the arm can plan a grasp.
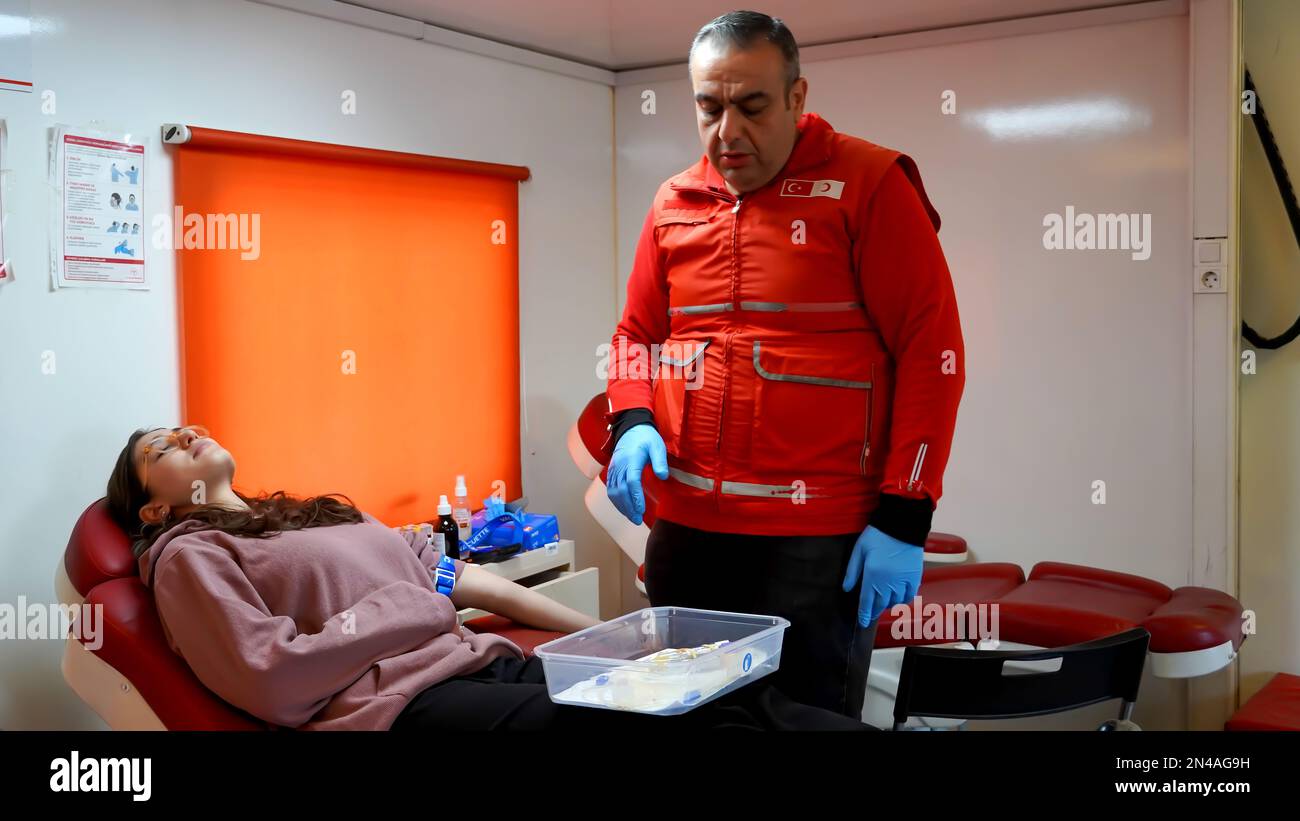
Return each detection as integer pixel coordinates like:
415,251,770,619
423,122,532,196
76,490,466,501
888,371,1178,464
610,408,656,450
869,493,933,547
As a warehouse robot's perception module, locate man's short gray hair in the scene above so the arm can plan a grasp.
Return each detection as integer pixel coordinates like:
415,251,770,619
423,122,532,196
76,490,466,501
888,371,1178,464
690,10,801,96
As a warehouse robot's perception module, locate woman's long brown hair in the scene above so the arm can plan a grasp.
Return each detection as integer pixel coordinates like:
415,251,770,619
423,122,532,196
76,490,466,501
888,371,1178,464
107,428,364,561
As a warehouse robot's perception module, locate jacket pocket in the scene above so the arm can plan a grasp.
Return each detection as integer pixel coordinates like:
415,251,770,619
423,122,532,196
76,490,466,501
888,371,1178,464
654,211,712,228
750,339,874,478
652,339,710,457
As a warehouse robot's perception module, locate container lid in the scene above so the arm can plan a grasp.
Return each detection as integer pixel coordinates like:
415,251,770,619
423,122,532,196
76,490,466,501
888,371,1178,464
454,475,468,496
437,494,452,515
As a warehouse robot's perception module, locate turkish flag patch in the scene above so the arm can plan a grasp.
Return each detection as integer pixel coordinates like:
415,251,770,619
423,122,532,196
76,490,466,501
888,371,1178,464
779,179,845,199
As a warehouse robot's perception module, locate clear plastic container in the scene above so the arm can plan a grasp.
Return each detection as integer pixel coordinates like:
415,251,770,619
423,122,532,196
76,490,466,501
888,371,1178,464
533,606,790,716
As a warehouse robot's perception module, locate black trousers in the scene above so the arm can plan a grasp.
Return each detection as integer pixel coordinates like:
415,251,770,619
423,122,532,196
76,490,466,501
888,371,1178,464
643,517,877,719
390,655,876,731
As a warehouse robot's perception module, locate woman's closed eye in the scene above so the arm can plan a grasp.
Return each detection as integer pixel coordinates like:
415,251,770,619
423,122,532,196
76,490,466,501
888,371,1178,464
142,436,177,469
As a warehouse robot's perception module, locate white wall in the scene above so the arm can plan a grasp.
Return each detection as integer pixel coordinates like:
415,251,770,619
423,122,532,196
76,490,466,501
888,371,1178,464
0,0,616,730
1239,0,1300,698
615,12,1194,727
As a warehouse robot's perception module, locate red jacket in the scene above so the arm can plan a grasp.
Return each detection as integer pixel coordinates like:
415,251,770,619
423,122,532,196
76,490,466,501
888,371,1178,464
605,112,964,540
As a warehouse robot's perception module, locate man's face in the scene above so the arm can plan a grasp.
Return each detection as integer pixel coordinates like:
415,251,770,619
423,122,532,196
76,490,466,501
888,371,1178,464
690,39,806,195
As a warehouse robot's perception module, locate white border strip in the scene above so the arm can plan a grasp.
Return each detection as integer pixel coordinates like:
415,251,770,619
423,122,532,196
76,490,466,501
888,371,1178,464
615,0,1189,86
250,0,424,38
1150,640,1238,679
248,0,1186,89
418,22,616,85
248,0,615,85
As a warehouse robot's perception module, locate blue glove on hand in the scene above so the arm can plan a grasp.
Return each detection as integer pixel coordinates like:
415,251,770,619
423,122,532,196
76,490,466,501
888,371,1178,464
841,525,924,627
606,423,669,526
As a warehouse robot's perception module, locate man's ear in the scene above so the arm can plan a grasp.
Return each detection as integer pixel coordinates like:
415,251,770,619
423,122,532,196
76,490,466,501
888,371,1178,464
139,500,170,526
789,77,807,115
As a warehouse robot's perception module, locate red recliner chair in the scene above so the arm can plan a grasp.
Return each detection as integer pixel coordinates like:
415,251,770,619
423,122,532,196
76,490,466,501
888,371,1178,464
57,499,566,730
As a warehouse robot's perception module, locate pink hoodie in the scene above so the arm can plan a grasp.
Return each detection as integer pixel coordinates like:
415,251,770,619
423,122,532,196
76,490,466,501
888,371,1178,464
138,511,525,730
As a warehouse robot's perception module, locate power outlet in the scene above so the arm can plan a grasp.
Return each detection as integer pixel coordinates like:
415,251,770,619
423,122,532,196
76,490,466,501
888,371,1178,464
1194,239,1228,293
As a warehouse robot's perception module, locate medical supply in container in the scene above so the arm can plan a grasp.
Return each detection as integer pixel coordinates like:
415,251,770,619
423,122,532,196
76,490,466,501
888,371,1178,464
534,607,789,716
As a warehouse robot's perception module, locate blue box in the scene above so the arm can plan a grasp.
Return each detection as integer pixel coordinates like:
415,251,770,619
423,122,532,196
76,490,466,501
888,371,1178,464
466,509,560,553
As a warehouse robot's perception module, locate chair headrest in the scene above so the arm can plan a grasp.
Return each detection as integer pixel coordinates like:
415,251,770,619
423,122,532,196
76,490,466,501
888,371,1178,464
576,393,613,467
65,498,138,597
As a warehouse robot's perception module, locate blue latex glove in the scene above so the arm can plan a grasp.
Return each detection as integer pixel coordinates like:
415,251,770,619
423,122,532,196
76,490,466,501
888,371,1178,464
606,424,669,526
841,525,924,627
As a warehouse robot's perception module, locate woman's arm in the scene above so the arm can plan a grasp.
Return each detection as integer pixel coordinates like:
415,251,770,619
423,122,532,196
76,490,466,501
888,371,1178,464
452,564,601,634
385,516,601,634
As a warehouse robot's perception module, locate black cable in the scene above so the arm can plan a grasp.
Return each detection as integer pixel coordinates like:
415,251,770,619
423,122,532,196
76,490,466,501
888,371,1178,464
1242,67,1300,350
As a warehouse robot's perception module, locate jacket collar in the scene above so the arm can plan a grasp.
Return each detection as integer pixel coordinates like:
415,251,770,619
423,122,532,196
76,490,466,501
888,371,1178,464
673,111,836,196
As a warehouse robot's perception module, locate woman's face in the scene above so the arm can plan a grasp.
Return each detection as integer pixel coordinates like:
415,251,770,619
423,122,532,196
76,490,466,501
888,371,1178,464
132,426,236,522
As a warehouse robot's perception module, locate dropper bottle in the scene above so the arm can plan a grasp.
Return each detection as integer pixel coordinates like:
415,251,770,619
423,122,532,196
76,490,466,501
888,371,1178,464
436,494,460,559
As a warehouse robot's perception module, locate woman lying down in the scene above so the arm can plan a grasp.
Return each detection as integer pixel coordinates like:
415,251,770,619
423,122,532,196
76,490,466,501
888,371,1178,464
105,425,874,732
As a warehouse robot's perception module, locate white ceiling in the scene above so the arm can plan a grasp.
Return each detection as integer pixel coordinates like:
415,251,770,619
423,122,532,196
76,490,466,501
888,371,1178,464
342,0,1142,69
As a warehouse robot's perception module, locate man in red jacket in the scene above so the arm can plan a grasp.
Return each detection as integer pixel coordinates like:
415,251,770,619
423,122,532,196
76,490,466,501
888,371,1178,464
604,11,965,719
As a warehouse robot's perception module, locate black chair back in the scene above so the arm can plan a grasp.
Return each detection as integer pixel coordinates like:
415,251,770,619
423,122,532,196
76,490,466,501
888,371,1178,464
893,627,1150,730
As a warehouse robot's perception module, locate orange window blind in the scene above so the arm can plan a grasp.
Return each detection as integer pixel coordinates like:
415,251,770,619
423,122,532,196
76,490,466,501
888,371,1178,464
172,127,529,526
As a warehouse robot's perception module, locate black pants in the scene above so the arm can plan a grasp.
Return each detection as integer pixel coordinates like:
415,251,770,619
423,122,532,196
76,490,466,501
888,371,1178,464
643,517,877,719
391,655,876,731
